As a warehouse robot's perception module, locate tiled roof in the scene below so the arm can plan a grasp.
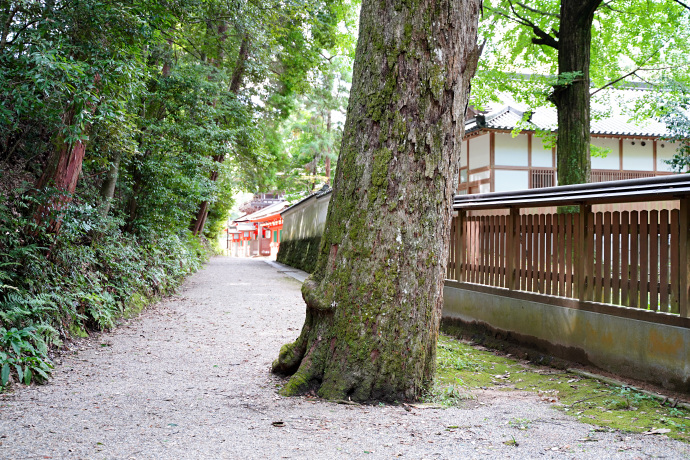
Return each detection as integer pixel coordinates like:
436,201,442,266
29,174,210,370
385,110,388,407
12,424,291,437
281,184,333,216
465,90,671,138
234,200,289,223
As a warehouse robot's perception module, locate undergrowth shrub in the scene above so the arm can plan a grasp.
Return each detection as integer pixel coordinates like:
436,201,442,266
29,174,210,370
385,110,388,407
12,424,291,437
0,190,211,389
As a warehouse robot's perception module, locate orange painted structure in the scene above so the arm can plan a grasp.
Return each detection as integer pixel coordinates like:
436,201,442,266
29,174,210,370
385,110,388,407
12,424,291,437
228,201,288,257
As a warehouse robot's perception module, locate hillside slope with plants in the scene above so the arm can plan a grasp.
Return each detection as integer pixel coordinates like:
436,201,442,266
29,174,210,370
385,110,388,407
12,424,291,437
0,0,357,390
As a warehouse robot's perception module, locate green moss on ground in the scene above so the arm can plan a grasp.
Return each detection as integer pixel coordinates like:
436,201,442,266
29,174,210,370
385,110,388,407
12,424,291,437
431,334,690,442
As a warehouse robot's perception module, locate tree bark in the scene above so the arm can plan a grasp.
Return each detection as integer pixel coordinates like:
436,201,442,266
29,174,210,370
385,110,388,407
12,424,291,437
33,128,87,232
272,0,481,401
551,0,602,186
99,151,121,218
33,72,100,233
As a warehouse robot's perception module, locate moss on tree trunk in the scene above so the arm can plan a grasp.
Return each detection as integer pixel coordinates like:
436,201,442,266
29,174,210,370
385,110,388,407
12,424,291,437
272,0,481,402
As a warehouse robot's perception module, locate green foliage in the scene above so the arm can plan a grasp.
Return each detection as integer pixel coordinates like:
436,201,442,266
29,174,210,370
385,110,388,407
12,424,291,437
437,340,486,372
0,326,54,388
0,188,210,390
658,97,690,172
475,0,690,134
0,0,161,160
272,48,353,197
422,383,472,407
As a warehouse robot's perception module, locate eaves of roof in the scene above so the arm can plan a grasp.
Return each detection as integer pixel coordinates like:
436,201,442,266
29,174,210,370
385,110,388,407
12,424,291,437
465,105,669,138
234,201,289,223
281,186,333,216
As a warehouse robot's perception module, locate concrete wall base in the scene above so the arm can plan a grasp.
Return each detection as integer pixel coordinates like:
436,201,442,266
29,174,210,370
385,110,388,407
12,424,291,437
443,282,690,392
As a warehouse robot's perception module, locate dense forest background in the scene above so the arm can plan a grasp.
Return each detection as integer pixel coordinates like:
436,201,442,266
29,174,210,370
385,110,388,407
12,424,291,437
0,0,357,387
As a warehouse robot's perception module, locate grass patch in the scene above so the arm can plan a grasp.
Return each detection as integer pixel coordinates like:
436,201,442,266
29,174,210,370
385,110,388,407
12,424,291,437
435,333,690,442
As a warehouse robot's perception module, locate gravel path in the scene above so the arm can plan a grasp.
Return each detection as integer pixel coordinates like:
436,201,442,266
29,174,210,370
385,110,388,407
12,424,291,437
1,257,688,459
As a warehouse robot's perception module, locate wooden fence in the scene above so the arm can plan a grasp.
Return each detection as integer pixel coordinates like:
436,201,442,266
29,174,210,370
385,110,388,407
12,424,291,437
448,175,690,322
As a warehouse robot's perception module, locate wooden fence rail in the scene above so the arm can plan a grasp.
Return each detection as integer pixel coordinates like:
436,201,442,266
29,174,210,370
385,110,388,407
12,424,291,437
449,175,690,321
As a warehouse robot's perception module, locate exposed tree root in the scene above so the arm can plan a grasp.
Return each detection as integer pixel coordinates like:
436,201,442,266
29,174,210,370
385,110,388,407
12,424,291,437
272,276,333,396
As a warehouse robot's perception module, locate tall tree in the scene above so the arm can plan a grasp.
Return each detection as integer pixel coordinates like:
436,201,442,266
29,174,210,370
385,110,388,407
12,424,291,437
551,0,601,185
0,0,158,230
477,0,690,185
272,0,482,400
278,56,352,195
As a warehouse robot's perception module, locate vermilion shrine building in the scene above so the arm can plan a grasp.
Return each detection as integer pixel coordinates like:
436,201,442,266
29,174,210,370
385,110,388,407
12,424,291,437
228,201,288,257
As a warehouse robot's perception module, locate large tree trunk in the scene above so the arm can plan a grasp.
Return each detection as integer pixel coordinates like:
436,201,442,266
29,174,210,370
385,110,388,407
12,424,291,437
551,0,602,186
33,95,97,233
272,0,481,401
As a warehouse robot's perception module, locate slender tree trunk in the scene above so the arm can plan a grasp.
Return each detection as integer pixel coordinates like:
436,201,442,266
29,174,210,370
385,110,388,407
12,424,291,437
99,151,121,218
326,111,332,186
272,0,481,401
552,0,602,186
190,31,250,236
190,155,222,235
230,33,250,94
34,128,87,232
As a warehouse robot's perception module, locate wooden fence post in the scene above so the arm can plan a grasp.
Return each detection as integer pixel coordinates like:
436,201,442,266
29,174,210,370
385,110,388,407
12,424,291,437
506,207,519,291
456,210,466,283
576,204,591,302
680,197,689,317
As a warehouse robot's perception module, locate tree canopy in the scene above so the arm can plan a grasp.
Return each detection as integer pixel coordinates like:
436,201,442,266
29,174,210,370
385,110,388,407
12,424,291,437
1,0,358,237
0,0,358,387
473,0,690,181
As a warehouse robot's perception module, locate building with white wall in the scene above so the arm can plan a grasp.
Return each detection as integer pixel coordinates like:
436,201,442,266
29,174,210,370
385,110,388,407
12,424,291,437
459,97,679,195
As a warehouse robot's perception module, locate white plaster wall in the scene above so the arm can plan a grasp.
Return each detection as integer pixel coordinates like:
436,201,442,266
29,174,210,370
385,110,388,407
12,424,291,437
657,140,678,172
460,139,468,168
316,196,330,230
479,182,491,193
469,170,491,182
591,137,620,170
532,137,553,167
494,132,528,167
494,169,529,192
280,210,299,241
622,139,653,171
469,134,490,170
281,194,332,242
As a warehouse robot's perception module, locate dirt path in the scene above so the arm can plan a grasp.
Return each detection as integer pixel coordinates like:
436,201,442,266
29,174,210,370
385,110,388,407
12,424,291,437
1,257,688,459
